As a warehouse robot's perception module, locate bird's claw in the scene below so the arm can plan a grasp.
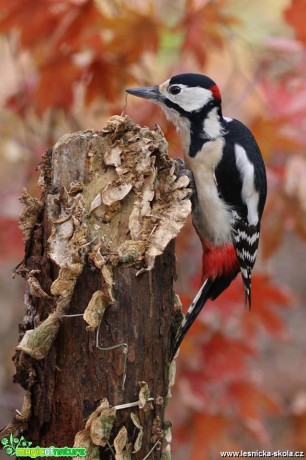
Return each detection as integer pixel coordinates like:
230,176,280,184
173,157,197,201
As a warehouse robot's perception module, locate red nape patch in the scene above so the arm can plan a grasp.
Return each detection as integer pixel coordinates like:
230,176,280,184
201,241,239,282
210,84,221,100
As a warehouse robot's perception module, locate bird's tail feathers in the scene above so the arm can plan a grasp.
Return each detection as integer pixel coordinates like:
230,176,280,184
170,278,213,361
241,268,252,309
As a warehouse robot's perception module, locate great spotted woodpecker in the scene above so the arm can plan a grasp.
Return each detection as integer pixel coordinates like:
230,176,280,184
126,73,267,360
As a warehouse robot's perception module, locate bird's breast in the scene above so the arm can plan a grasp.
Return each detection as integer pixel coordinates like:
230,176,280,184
186,138,234,246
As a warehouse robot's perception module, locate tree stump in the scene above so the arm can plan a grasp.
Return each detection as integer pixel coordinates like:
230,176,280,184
1,116,191,459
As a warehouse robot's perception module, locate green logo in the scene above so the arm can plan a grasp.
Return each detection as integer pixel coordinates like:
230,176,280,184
1,435,87,458
1,434,32,456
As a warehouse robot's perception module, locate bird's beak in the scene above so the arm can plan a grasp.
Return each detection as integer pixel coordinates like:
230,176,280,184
125,85,161,102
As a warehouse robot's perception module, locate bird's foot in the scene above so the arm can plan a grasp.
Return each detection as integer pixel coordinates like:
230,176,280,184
173,157,197,202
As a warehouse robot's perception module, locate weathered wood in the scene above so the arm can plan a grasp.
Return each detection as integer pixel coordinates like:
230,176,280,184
2,116,191,459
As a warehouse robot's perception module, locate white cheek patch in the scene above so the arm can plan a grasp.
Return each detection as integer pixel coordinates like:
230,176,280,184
176,87,213,112
235,144,259,225
159,81,213,112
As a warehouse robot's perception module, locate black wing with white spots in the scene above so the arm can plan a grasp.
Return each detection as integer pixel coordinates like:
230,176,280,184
216,118,267,307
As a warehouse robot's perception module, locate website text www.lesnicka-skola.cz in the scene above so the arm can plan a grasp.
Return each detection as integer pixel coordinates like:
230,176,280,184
220,451,305,458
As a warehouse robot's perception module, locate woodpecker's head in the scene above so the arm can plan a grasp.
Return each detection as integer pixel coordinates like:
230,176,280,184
126,73,222,123
126,74,224,156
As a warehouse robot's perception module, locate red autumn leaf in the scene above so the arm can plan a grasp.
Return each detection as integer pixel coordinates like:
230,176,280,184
177,271,293,370
226,381,280,421
103,6,161,65
84,57,127,104
261,191,287,259
284,0,306,43
178,0,238,66
199,332,255,381
6,89,30,116
242,274,293,339
188,413,232,460
0,0,62,49
179,340,252,402
178,369,211,404
250,115,303,161
34,55,81,114
52,0,105,53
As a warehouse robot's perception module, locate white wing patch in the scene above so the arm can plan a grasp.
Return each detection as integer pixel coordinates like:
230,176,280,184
235,144,259,225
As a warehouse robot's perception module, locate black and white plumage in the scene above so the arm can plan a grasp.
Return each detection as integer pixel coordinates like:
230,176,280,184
126,73,267,360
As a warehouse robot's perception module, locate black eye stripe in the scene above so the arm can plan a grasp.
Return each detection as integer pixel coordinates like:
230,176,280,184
169,85,181,95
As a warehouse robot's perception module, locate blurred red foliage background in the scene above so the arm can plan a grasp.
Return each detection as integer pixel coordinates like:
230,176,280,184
1,0,306,458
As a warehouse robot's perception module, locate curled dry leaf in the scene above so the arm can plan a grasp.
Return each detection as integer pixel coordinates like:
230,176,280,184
133,430,144,452
85,399,110,429
15,392,31,422
16,312,61,360
168,360,176,398
88,245,115,312
90,244,106,270
83,290,108,331
101,264,115,303
51,262,83,291
101,182,132,206
161,445,171,460
117,240,146,264
50,262,83,312
73,399,116,455
90,405,116,447
143,199,191,271
89,244,115,297
99,115,191,273
89,192,102,213
104,144,122,167
138,381,151,410
130,413,143,453
19,188,44,242
73,430,99,460
27,270,51,299
32,262,83,359
164,425,172,444
114,426,130,460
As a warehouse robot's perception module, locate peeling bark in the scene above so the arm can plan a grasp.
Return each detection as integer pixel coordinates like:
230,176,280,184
1,116,190,459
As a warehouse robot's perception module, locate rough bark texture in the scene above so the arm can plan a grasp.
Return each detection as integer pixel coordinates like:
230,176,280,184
1,116,190,459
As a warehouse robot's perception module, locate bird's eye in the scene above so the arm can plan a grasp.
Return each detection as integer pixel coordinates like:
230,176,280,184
169,85,181,96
